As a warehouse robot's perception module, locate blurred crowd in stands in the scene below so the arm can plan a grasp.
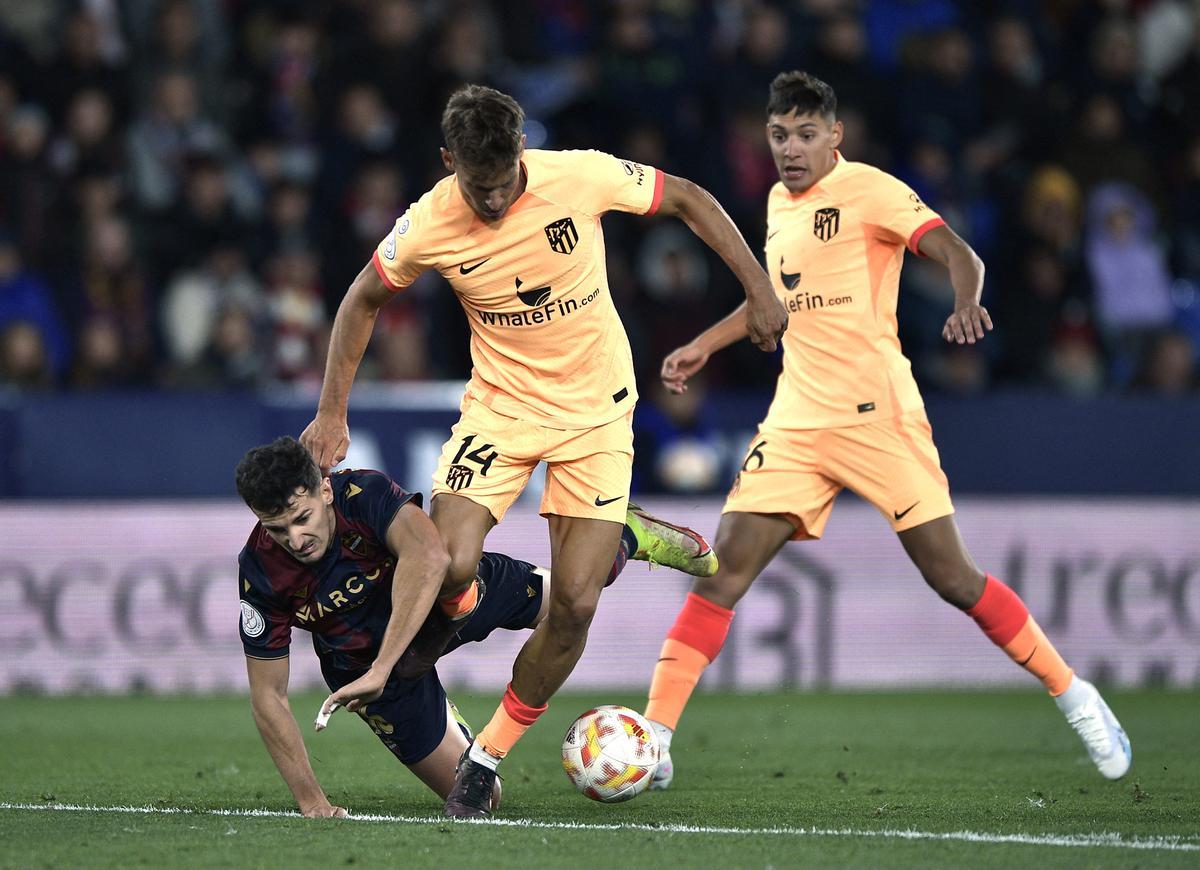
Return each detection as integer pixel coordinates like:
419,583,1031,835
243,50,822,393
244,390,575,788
2,0,1199,416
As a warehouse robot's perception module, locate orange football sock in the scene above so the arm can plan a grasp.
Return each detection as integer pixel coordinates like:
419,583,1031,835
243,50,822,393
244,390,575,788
644,593,734,730
966,574,1074,696
439,578,479,620
1000,616,1074,696
477,684,547,759
645,639,712,730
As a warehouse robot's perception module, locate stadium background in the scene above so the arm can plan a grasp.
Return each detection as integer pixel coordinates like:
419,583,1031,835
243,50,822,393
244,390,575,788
1,0,1198,699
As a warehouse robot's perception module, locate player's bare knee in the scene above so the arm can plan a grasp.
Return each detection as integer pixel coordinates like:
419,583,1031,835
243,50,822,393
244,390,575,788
442,541,484,591
691,573,747,610
546,594,598,639
922,562,984,609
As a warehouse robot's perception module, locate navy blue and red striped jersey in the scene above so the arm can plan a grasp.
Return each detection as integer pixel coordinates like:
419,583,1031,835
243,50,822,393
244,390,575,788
237,469,422,671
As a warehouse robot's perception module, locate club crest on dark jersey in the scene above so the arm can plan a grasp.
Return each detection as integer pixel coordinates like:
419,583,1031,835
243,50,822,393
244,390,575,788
515,276,552,306
814,207,840,242
545,217,578,254
341,531,366,557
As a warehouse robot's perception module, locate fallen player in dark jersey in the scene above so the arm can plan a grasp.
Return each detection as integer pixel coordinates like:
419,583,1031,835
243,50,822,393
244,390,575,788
234,437,716,816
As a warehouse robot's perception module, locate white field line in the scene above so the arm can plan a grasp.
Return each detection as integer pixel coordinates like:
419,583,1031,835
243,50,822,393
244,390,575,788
2,802,1198,852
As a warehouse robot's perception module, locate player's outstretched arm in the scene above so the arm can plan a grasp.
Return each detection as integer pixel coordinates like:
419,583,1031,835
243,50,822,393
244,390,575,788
300,262,394,474
655,174,788,352
918,225,993,345
318,503,450,716
660,303,751,394
246,656,348,818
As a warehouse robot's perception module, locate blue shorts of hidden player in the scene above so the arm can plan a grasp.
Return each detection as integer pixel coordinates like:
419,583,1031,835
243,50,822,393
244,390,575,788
320,551,544,765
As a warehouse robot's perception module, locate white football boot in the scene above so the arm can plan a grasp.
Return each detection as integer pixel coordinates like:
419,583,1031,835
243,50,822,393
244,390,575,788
1054,676,1132,780
649,721,674,790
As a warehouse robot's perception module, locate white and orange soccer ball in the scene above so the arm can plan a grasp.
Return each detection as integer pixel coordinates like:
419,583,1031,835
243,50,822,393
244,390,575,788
561,705,660,803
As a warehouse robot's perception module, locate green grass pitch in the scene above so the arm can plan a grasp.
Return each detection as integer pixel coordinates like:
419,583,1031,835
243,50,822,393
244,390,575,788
1,690,1196,868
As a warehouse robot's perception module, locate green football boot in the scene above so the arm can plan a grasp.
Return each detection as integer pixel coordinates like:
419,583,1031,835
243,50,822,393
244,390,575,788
625,502,718,577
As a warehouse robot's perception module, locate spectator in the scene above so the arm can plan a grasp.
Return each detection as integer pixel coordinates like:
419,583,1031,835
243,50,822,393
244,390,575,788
263,248,327,383
74,215,155,382
38,7,129,124
1129,329,1198,395
0,230,70,377
130,0,228,122
368,304,430,382
0,104,55,268
47,88,122,179
1046,317,1107,397
150,153,249,281
325,160,404,310
160,243,264,370
171,301,266,390
975,15,1051,177
252,178,315,268
69,314,137,389
1085,182,1176,379
126,70,228,210
1059,92,1157,198
810,13,892,137
0,320,53,390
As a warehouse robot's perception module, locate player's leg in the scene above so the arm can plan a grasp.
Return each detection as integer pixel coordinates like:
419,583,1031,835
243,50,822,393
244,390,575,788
407,700,502,809
445,517,622,817
898,514,1131,778
496,517,620,705
351,675,506,809
644,510,795,789
410,400,539,675
429,399,539,618
444,415,634,817
843,409,1130,779
896,514,984,607
430,492,495,611
644,426,836,789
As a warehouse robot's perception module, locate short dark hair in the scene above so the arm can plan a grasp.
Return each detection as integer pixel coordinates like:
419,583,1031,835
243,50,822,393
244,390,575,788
235,436,321,515
441,84,525,175
767,71,837,122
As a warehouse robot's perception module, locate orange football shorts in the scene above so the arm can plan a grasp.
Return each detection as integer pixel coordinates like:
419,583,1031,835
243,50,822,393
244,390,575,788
431,395,633,524
723,408,954,539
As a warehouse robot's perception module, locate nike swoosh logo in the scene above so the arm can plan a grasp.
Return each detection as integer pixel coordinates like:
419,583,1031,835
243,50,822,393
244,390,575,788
767,229,780,240
894,502,920,521
459,258,491,275
594,496,622,506
779,255,800,290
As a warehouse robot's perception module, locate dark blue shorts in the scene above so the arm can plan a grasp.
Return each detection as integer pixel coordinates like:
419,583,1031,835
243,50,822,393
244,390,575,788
320,551,543,764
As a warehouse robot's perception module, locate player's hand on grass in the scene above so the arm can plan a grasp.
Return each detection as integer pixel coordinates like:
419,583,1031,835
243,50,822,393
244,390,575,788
661,344,711,394
300,801,349,819
745,292,788,352
942,303,993,345
300,414,350,476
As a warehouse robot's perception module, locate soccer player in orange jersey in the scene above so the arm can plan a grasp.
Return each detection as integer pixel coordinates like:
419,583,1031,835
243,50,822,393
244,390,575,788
300,85,788,817
642,71,1131,788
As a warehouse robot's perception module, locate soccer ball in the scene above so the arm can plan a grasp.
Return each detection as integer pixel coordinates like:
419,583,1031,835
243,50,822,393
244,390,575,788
561,705,660,803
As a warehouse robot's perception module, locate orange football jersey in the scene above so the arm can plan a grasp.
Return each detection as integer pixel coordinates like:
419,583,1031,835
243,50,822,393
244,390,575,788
762,152,944,429
373,149,663,429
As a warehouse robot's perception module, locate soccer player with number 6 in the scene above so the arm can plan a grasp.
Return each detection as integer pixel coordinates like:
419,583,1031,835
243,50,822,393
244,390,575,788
642,71,1131,789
